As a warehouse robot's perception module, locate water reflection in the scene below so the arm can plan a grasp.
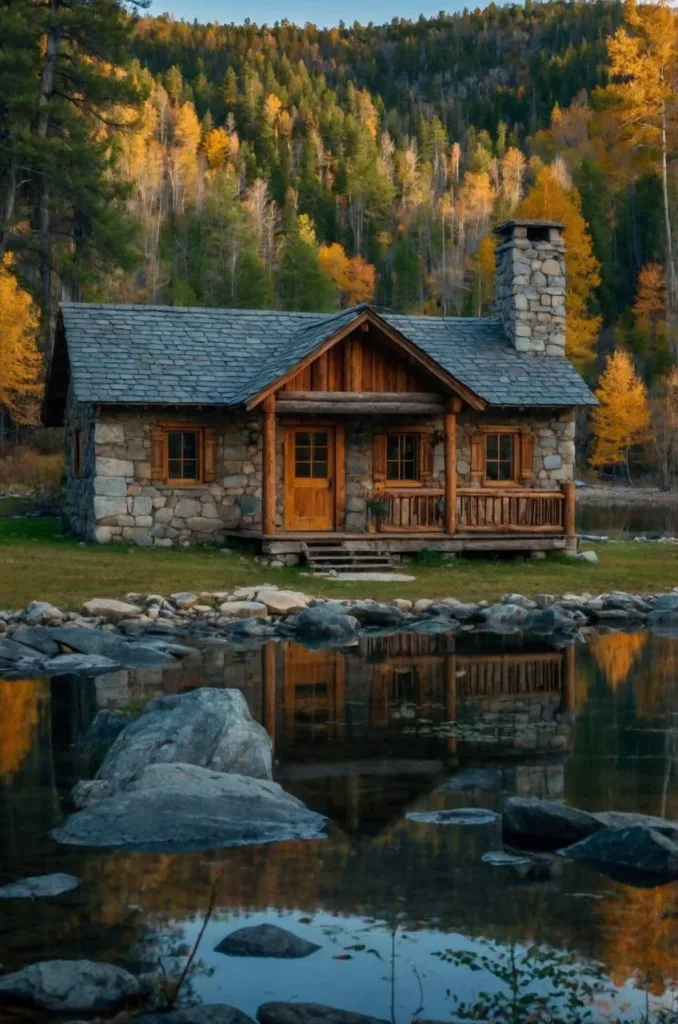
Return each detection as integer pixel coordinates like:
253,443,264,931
1,632,678,1021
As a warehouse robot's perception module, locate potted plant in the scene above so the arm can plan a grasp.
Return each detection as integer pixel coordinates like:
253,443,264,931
366,497,390,532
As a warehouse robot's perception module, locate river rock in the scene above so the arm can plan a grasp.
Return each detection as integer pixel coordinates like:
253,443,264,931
0,959,141,1012
25,600,65,624
350,601,406,627
258,591,310,615
443,602,481,622
88,688,272,793
0,873,80,899
481,604,529,633
562,826,678,887
224,619,277,640
43,653,122,675
407,809,499,826
218,601,268,618
292,606,358,641
52,763,326,851
0,637,45,663
48,626,177,668
258,1005,390,1024
127,1008,255,1024
593,810,678,836
502,797,603,846
523,607,578,637
80,710,130,770
10,625,60,656
215,924,321,959
82,598,142,619
406,617,458,635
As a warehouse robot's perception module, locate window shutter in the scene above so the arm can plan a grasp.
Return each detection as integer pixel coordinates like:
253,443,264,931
373,433,387,481
151,428,165,483
520,431,534,483
419,433,434,481
203,428,218,482
470,433,484,483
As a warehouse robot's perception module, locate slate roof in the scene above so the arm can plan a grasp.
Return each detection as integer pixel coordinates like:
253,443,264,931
55,302,596,410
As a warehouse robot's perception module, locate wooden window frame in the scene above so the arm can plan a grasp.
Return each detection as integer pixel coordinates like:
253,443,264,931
72,428,83,479
375,425,434,489
470,425,533,488
152,423,217,487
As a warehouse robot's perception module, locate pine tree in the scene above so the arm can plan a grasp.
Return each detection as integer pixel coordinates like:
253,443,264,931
278,220,337,312
591,350,651,476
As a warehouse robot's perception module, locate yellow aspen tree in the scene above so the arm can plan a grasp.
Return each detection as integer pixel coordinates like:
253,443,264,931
633,262,666,333
590,350,651,476
518,165,601,368
0,256,42,424
500,147,526,212
470,235,496,315
203,127,232,172
318,243,376,305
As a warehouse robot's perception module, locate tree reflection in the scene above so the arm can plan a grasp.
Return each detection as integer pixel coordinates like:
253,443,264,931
0,679,47,780
589,632,647,691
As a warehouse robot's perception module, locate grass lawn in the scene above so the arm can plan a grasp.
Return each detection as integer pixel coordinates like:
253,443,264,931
1,514,678,610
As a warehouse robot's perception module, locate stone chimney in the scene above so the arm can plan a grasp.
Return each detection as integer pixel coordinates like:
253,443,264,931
494,220,566,356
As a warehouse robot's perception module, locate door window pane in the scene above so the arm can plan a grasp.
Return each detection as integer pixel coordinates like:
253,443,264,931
386,434,419,480
295,431,330,479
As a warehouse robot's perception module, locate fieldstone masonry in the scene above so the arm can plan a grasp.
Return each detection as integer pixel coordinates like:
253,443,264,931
494,220,567,356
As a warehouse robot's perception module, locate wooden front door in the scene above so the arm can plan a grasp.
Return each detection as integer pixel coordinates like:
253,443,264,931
283,644,346,742
284,426,336,530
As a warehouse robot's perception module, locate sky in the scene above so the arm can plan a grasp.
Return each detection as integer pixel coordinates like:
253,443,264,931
146,0,475,28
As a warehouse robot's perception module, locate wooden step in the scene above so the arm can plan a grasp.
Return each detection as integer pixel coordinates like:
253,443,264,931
301,539,397,572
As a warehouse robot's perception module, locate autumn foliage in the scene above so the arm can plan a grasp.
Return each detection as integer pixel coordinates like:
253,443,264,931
0,256,42,424
590,350,651,470
318,243,376,305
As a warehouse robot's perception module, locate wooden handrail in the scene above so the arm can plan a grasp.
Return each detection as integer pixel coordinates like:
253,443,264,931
457,488,565,499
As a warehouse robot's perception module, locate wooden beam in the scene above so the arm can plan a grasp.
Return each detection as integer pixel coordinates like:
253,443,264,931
444,399,457,535
275,400,444,414
262,395,276,536
276,391,446,405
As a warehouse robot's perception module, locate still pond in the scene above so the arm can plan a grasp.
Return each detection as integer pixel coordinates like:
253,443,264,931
2,629,678,1022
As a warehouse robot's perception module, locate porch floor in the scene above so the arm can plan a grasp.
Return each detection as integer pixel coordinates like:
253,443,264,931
225,529,571,555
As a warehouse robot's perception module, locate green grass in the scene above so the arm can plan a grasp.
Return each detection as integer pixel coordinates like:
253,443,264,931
0,516,677,611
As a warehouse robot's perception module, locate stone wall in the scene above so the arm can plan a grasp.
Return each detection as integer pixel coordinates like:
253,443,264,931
495,221,567,356
64,384,96,539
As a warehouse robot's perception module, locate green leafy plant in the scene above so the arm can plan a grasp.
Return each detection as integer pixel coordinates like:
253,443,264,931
366,497,390,525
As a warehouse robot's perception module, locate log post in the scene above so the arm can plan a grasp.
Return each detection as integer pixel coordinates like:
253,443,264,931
262,642,276,751
262,395,276,536
563,645,576,714
444,398,459,534
562,481,576,545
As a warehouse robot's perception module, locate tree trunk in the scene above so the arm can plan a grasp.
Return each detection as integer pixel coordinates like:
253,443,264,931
36,0,60,352
661,99,677,353
0,156,17,260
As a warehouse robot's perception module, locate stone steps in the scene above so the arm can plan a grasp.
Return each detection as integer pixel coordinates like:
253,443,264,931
302,542,396,573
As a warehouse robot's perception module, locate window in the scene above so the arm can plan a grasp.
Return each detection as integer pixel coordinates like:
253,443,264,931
167,430,200,482
72,428,83,478
485,432,515,482
386,433,419,481
151,424,217,486
294,431,329,479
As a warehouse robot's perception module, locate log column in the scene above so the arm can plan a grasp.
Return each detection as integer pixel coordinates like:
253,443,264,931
562,481,576,551
262,395,276,536
444,398,460,535
262,641,276,751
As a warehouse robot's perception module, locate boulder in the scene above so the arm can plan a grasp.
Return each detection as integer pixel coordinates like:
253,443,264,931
170,592,199,609
24,601,64,624
292,606,358,641
0,637,45,663
500,593,537,609
350,601,406,627
9,625,60,656
52,763,327,851
223,619,277,640
593,811,678,837
43,654,122,676
49,626,114,655
215,924,320,959
481,604,529,634
502,797,603,847
523,607,578,637
0,959,141,1013
407,809,499,826
562,826,678,887
258,591,310,615
406,617,458,635
218,601,268,619
48,627,178,669
79,710,130,770
82,598,142,619
0,873,80,899
127,1008,255,1024
91,688,273,789
258,1006,389,1024
447,602,481,622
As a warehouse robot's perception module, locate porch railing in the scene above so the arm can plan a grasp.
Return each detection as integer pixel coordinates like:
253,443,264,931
370,486,568,534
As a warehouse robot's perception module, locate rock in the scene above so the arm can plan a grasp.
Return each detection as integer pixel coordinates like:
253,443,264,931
24,601,64,624
594,811,678,837
0,638,45,663
257,590,310,615
9,625,60,656
128,1008,255,1024
0,959,141,1013
441,602,480,622
219,601,268,618
52,763,327,851
562,826,678,887
49,625,114,655
258,1005,389,1024
481,603,529,633
351,601,406,627
224,619,277,640
0,873,80,899
503,797,604,847
215,924,320,959
413,599,434,614
48,627,177,669
292,606,358,641
406,809,499,826
43,654,122,675
392,599,413,612
80,711,130,770
91,688,273,790
82,598,142,619
500,593,536,609
481,851,532,867
406,617,458,634
523,607,578,637
425,602,462,620
170,592,199,609
570,550,598,564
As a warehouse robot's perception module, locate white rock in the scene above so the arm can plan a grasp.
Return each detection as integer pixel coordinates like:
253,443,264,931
257,590,310,615
218,600,268,618
0,959,140,1012
95,457,133,478
94,422,125,444
392,599,413,612
82,598,142,619
414,599,435,614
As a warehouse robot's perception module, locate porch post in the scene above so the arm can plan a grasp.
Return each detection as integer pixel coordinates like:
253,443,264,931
444,398,459,535
262,395,276,535
262,641,276,751
562,481,576,546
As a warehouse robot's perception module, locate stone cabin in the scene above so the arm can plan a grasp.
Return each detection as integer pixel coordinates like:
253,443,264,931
43,219,596,565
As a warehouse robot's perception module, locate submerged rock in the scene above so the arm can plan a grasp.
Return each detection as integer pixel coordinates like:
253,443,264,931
215,924,320,959
481,851,532,867
0,873,80,899
52,763,327,851
503,797,603,847
258,1005,389,1024
407,808,500,826
79,710,130,770
91,687,272,790
124,1007,255,1024
594,810,678,837
43,653,122,675
0,959,140,1012
562,825,678,887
